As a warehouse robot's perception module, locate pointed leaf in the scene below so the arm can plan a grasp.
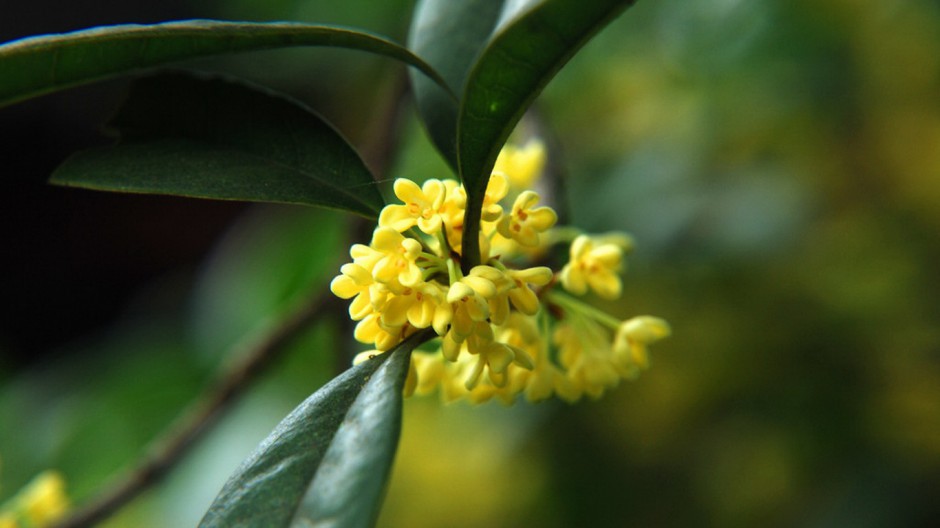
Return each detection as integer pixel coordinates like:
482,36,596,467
408,0,506,168
290,340,412,527
0,20,449,109
457,0,636,263
200,330,429,528
51,73,384,217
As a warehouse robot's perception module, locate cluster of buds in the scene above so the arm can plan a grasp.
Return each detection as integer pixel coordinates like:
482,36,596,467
331,141,669,404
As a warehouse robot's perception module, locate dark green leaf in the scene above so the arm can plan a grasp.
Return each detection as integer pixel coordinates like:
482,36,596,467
408,0,506,168
51,73,384,217
0,20,450,109
457,0,636,264
200,330,430,528
289,337,413,527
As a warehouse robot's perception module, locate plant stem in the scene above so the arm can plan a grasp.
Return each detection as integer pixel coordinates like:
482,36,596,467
461,194,482,274
52,290,340,528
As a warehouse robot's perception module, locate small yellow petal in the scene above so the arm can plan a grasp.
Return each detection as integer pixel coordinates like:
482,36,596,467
620,316,671,343
586,270,621,300
559,264,587,295
592,244,622,268
508,286,540,315
527,207,558,230
349,294,372,320
381,295,411,327
330,275,359,299
371,226,403,251
378,204,416,231
446,282,475,303
393,178,422,202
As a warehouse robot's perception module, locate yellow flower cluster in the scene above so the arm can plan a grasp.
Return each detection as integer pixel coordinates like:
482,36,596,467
0,471,69,528
331,140,670,404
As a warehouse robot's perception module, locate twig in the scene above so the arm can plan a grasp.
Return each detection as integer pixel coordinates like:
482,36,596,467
53,290,341,528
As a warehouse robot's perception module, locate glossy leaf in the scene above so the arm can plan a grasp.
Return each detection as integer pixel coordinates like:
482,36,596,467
408,0,506,168
200,331,428,528
289,337,415,527
457,0,636,264
0,20,450,109
51,73,384,217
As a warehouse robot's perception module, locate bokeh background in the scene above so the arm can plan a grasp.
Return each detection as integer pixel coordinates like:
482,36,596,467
2,0,939,526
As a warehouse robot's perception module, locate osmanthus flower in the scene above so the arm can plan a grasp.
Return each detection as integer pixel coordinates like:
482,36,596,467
329,263,378,320
554,318,622,399
330,140,671,405
493,138,546,192
558,234,627,300
503,267,553,315
497,190,558,247
480,172,509,222
379,178,446,233
612,316,671,379
381,282,447,330
359,227,424,287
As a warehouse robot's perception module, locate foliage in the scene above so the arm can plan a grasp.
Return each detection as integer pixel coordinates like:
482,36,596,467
0,1,658,527
3,0,940,527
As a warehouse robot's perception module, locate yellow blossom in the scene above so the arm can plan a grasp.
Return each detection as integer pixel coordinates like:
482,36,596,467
466,322,532,386
481,172,509,222
444,267,500,340
498,313,559,402
504,266,552,315
612,316,671,378
435,335,530,404
412,352,446,396
362,227,424,288
330,263,379,320
497,191,557,247
467,265,514,325
438,180,466,248
330,152,669,405
379,178,446,234
559,234,624,300
554,319,621,400
493,139,546,191
354,313,410,351
381,282,447,329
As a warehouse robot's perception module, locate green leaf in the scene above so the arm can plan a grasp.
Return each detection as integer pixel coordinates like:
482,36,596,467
0,20,450,109
200,330,429,528
51,73,384,217
408,0,507,169
457,0,636,264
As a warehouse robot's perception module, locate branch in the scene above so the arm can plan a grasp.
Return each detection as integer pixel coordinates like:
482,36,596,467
53,290,341,528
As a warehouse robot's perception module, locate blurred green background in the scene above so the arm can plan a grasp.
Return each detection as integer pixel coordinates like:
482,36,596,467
2,0,939,526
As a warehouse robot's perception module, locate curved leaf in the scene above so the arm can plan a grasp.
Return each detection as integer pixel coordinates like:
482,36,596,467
200,330,430,528
457,0,636,263
289,339,411,527
0,20,450,109
408,0,506,168
51,73,384,217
